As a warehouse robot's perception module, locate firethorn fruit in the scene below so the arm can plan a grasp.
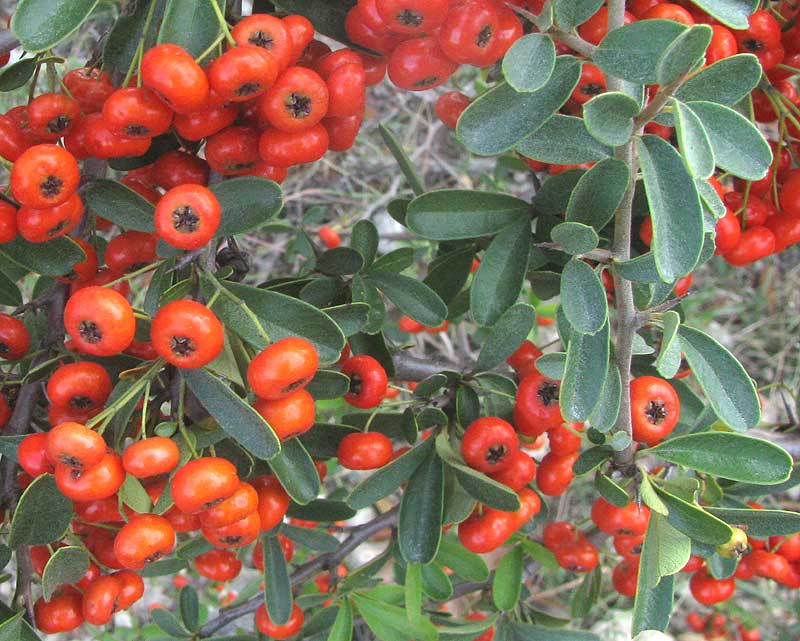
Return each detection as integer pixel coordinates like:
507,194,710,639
202,510,261,548
150,299,224,369
11,144,80,209
208,45,279,103
592,498,650,536
34,587,84,634
630,376,680,446
199,481,259,529
82,575,123,625
255,477,291,530
258,66,329,133
460,417,519,474
27,93,81,140
64,286,136,357
46,361,112,412
341,355,388,408
17,432,55,477
255,602,304,639
102,86,174,138
0,313,30,360
689,568,735,605
195,549,243,582
171,457,239,514
141,44,210,114
114,514,176,569
46,421,106,470
54,450,125,501
122,437,180,478
514,373,564,437
247,336,319,400
154,184,221,250
337,432,393,469
253,389,316,440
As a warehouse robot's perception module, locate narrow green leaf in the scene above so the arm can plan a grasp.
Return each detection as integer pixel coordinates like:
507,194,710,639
656,25,711,86
493,546,523,611
588,360,620,432
405,563,423,623
399,449,444,564
560,321,609,422
367,272,447,327
502,33,556,93
0,58,37,91
649,433,791,484
9,475,71,547
211,177,283,237
184,368,280,461
85,179,156,232
158,0,224,58
327,601,353,641
352,594,437,641
435,536,489,582
269,439,320,505
655,310,682,378
407,190,530,241
675,54,761,105
678,325,761,430
12,0,100,52
583,92,640,147
632,574,675,635
379,124,425,196
688,0,758,29
262,535,293,625
636,134,704,281
457,57,581,155
471,217,531,326
550,222,599,255
516,115,612,164
0,270,22,307
41,547,89,601
560,259,608,334
705,507,800,538
594,19,687,84
566,158,630,230
554,0,603,29
475,303,535,372
672,99,715,179
179,586,200,632
0,236,86,277
687,101,772,181
351,220,379,266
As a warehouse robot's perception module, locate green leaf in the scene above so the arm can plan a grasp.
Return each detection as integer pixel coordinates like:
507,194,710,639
493,546,523,611
367,272,447,327
281,524,339,552
471,217,531,326
407,190,530,241
327,601,353,641
565,158,630,230
561,321,609,422
104,0,164,75
457,57,581,156
305,369,349,400
0,269,21,307
594,19,687,84
570,567,602,618
677,325,761,430
405,563,422,623
41,547,89,601
596,474,630,508
533,170,585,217
353,594,437,641
9,475,71,547
184,368,280,461
536,353,566,380
636,134,704,281
639,513,691,590
351,220,379,266
140,558,189,577
269,439,320,505
378,124,426,196
686,101,772,181
351,276,386,334
0,58,37,91
688,0,758,29
650,433,791,484
588,360,621,432
423,247,474,306
653,486,732,544
399,449,444,564
435,433,520,512
158,0,224,58
85,179,156,232
632,574,674,635
435,536,489,582
152,607,192,637
475,304,535,372
551,222,599,255
226,282,345,365
583,92,640,147
507,622,600,641
119,474,152,514
655,310,682,378
272,0,355,44
347,438,434,510
502,33,556,93
211,177,283,237
0,236,86,277
324,303,370,337
179,586,200,632
656,25,711,86
516,115,612,164
554,0,603,29
287,499,356,522
318,247,365,276
675,54,761,105
11,0,100,52
262,535,293,625
705,507,800,538
672,99,715,179
560,259,608,334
